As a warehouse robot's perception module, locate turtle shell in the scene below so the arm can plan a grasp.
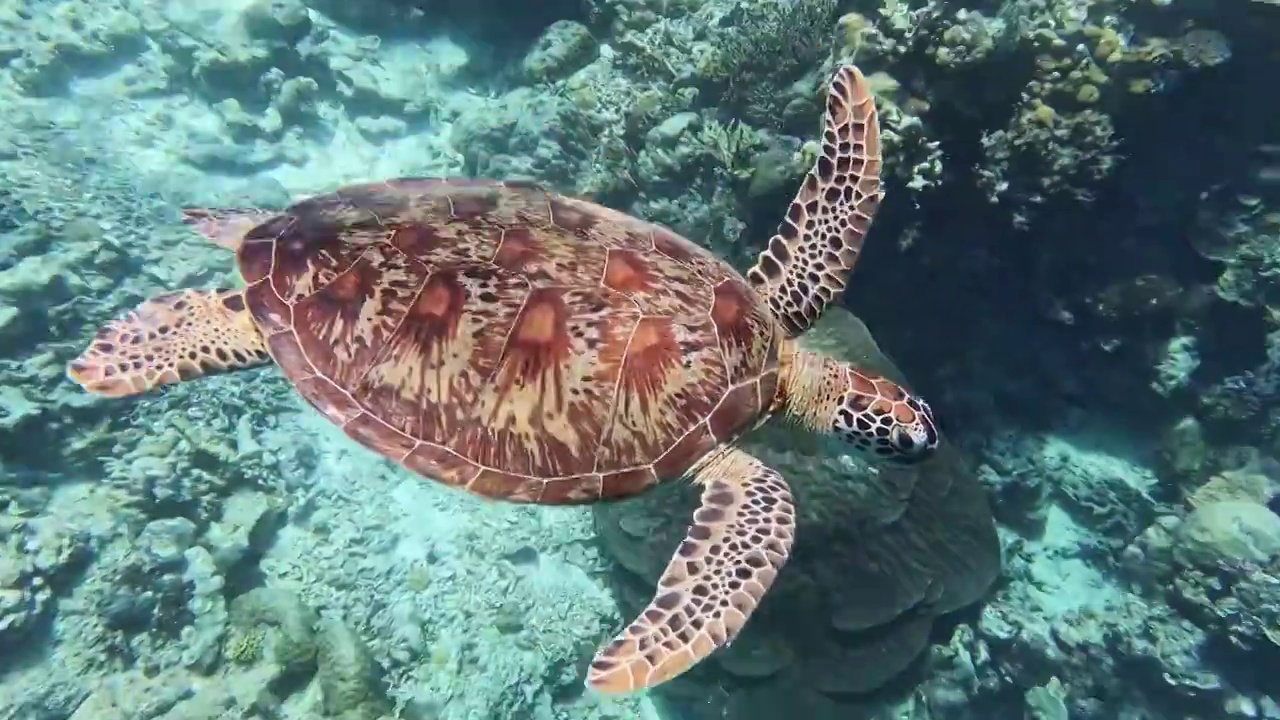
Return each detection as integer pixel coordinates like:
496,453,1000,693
236,178,781,503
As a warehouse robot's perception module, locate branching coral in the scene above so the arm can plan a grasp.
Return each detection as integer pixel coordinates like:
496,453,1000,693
973,11,1236,226
689,118,765,181
978,98,1119,228
707,0,839,127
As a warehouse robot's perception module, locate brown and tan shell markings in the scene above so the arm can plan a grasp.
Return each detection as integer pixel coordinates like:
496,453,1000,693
237,179,782,504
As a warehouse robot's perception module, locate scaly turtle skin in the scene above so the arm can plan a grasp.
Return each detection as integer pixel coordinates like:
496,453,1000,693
68,65,939,694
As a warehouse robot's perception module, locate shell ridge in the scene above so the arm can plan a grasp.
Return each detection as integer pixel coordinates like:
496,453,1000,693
336,187,392,228
487,227,508,263
279,238,376,306
264,220,288,301
705,378,760,443
646,225,725,281
657,316,749,456
592,314,643,475
543,197,556,227
345,264,432,412
658,419,716,475
706,279,736,398
440,273,533,452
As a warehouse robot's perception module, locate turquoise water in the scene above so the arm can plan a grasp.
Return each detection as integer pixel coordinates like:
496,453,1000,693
0,1,1277,719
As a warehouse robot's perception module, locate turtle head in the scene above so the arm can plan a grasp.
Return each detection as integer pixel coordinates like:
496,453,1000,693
778,347,939,465
831,367,939,464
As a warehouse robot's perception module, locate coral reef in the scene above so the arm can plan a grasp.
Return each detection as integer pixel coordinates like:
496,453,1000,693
0,0,1277,719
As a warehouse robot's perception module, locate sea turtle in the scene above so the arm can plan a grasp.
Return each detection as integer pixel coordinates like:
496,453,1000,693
67,65,938,693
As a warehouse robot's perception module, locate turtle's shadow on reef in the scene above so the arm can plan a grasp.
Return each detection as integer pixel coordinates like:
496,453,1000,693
0,542,93,676
590,311,1002,716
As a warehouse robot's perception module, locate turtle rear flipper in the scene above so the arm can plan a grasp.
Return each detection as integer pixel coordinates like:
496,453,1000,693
586,448,795,693
747,64,882,336
67,289,271,397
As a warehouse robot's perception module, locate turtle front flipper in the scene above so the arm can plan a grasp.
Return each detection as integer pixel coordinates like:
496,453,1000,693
586,448,795,694
181,207,278,251
67,289,271,398
747,64,882,337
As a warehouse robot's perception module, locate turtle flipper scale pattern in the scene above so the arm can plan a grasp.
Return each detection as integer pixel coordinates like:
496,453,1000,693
67,289,271,397
747,64,882,337
586,448,795,693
